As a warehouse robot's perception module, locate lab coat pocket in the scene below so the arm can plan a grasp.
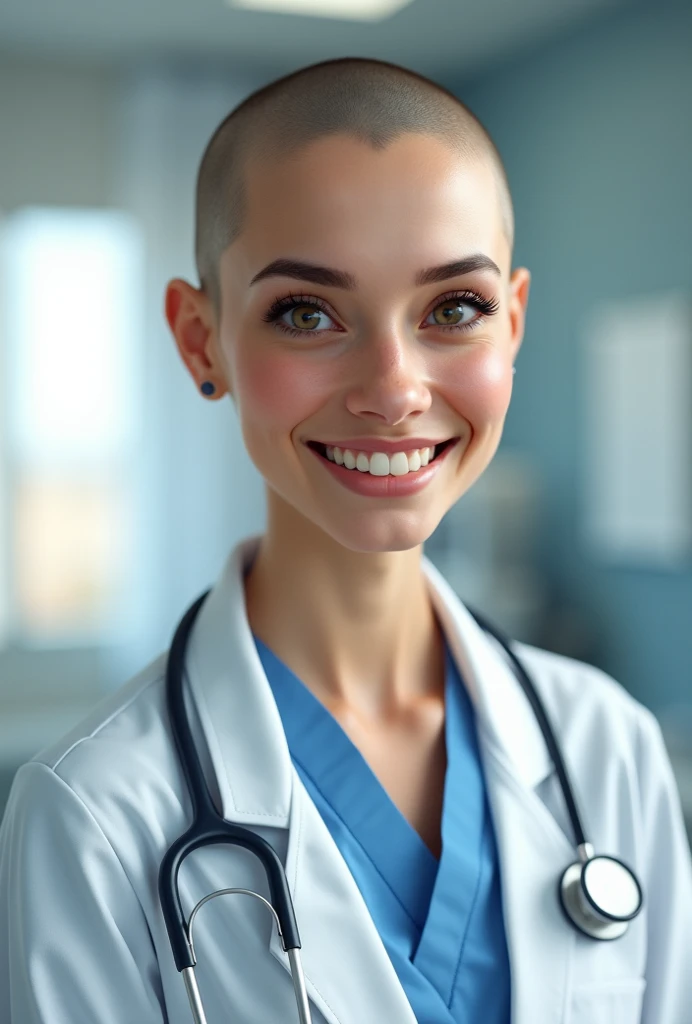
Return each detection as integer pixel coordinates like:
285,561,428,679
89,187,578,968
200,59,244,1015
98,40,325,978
568,977,646,1024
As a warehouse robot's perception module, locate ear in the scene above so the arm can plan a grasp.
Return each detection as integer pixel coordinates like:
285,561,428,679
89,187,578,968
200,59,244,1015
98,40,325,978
164,278,228,399
507,267,531,364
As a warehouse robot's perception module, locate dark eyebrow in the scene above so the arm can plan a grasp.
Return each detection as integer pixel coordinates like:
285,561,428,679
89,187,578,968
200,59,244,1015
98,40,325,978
249,258,356,289
415,254,502,285
249,253,501,290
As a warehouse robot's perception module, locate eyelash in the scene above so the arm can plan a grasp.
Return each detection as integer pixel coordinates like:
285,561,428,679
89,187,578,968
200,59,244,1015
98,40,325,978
260,289,500,339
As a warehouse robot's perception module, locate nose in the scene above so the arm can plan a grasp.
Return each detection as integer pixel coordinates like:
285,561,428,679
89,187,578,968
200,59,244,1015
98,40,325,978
344,329,433,426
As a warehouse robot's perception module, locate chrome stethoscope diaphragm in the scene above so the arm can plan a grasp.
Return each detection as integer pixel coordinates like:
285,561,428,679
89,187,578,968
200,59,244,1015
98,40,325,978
559,843,644,940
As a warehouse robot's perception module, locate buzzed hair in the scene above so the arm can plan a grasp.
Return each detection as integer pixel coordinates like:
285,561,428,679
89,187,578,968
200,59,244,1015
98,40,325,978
195,57,514,311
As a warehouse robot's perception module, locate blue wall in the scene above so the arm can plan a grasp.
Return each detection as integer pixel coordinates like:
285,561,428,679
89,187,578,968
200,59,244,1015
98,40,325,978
445,0,692,713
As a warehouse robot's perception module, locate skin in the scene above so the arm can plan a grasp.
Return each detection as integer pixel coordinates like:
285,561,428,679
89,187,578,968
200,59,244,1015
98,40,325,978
165,133,530,850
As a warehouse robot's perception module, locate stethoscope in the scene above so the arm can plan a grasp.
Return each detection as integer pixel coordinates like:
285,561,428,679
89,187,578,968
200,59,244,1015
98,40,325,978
159,588,644,1024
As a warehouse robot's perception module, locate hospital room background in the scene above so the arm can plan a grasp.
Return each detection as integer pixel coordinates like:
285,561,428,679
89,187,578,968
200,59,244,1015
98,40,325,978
0,0,690,848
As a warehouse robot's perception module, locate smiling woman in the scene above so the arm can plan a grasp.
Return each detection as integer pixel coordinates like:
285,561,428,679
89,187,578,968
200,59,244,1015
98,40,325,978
168,126,523,562
1,55,690,1024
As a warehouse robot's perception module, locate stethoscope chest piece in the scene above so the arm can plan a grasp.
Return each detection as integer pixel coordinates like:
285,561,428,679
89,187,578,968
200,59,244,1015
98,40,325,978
559,853,644,941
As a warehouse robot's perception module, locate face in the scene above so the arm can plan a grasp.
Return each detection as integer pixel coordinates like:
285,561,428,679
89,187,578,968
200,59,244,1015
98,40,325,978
167,132,530,554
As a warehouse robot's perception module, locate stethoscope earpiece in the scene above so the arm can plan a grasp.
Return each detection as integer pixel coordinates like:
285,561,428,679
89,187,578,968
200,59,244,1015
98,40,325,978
558,851,643,941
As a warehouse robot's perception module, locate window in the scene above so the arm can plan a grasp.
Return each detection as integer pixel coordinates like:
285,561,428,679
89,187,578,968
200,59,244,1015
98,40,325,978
0,207,143,648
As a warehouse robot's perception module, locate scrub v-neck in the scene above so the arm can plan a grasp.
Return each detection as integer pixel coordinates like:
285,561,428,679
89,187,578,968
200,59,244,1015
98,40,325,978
253,632,511,1023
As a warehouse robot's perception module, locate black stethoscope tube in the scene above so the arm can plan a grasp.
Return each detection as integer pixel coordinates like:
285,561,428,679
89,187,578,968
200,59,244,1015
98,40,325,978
159,587,302,973
463,603,588,849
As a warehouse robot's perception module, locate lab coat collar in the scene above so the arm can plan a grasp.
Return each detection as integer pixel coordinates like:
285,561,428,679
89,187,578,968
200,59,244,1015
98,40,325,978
186,532,554,828
421,554,554,790
184,534,293,826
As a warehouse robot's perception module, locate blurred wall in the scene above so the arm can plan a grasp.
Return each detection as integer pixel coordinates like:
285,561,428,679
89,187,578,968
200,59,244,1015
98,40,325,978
0,59,268,812
0,60,268,677
112,68,267,678
0,57,120,809
445,0,692,715
0,56,118,209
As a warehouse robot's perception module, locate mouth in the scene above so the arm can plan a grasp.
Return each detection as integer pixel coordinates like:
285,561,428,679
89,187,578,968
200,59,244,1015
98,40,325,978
306,438,458,462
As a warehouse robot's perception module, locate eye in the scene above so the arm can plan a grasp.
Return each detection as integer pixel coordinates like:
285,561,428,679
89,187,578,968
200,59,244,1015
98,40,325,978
283,302,334,332
261,293,338,337
424,292,498,332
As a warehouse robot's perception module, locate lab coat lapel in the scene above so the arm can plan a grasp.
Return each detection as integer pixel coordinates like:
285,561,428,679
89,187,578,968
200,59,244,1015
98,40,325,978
186,534,417,1024
474,748,576,1024
268,771,419,1024
184,534,293,827
423,556,577,1024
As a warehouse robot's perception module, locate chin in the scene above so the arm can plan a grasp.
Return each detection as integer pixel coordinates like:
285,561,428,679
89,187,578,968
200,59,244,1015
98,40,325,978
320,507,443,555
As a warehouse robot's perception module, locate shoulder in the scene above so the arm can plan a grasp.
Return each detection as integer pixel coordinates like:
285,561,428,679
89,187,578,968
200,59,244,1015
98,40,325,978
0,660,174,1022
511,638,660,748
14,651,189,857
509,640,678,831
34,650,170,775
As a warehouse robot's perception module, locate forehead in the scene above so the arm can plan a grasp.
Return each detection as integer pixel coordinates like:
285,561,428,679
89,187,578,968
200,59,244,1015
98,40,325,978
227,133,508,285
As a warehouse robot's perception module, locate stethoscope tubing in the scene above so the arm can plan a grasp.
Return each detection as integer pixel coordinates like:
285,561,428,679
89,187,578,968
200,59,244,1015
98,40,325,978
159,587,303,973
462,603,589,851
159,587,591,965
159,583,643,1020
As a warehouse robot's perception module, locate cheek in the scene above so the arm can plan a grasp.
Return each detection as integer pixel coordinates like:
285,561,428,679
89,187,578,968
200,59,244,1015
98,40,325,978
234,347,329,436
438,347,512,423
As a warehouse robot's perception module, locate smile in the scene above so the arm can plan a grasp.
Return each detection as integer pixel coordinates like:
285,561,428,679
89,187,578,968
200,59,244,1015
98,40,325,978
306,439,458,477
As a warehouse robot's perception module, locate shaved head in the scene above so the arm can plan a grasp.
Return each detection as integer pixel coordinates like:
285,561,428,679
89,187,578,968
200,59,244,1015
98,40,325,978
195,57,514,311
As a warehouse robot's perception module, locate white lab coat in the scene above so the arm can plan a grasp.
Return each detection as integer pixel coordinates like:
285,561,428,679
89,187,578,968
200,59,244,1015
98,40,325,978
1,533,691,1024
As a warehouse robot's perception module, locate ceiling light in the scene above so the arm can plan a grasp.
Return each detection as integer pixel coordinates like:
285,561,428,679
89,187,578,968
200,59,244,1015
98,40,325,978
228,0,415,22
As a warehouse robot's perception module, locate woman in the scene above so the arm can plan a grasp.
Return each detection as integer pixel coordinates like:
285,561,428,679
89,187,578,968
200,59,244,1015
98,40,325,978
1,57,690,1024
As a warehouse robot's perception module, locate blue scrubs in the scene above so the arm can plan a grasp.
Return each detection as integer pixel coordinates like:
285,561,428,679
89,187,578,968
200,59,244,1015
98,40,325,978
253,634,511,1024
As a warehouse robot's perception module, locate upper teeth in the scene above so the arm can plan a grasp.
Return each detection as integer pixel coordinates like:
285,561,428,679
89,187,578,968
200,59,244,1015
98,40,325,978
324,445,435,476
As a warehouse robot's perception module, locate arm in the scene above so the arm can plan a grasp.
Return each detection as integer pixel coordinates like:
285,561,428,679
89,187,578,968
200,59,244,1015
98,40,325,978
0,761,166,1024
637,709,692,1024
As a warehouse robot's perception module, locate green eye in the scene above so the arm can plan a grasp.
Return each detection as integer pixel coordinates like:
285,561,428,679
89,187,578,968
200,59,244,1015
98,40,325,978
262,294,337,336
289,305,323,330
430,299,475,327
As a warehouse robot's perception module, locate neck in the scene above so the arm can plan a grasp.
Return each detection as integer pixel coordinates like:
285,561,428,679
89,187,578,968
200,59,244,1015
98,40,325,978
243,504,444,718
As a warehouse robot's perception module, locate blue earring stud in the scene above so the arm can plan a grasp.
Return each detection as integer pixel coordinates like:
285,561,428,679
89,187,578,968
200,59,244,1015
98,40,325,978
201,381,216,396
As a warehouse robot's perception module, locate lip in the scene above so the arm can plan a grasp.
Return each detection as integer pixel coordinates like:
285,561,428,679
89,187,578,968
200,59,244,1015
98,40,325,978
306,436,460,498
304,436,454,454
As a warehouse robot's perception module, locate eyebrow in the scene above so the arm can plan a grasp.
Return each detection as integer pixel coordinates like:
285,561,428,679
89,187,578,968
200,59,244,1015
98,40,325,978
249,253,501,290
